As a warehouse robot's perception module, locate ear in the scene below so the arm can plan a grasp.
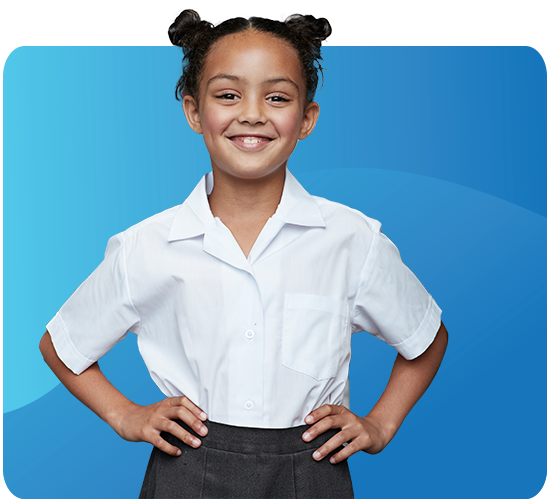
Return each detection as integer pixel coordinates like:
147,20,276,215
182,95,203,134
298,101,320,140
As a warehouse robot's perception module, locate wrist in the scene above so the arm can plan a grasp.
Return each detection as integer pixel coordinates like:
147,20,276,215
363,412,400,447
106,399,140,436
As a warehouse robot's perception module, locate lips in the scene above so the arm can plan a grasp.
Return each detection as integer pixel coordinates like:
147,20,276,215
228,134,274,150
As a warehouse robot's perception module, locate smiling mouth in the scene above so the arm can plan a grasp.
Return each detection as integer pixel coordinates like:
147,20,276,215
229,135,273,143
228,135,274,149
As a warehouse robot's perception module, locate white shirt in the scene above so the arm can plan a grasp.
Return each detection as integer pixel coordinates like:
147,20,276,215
47,168,442,428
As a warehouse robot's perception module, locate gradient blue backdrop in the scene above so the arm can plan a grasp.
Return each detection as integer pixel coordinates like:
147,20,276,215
3,46,547,498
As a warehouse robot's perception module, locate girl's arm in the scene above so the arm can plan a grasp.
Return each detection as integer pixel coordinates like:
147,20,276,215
302,321,448,463
39,331,208,456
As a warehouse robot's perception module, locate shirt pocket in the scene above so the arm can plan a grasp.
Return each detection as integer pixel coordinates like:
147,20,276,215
282,293,350,381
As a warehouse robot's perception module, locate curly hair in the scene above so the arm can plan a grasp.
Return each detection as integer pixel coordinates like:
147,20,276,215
168,10,332,103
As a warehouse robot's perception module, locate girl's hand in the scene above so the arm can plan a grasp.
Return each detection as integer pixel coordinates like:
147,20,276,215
302,404,390,464
114,396,208,456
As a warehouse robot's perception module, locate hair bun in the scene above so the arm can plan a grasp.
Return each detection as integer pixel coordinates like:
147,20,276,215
284,14,332,44
168,9,213,48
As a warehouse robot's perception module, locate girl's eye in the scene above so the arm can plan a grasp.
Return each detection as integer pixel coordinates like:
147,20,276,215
268,95,290,103
216,93,238,100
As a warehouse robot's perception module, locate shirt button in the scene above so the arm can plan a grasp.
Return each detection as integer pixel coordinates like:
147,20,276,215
245,329,255,339
244,400,254,410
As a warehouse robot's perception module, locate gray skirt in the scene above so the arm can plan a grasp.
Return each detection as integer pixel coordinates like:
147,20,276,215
139,419,354,498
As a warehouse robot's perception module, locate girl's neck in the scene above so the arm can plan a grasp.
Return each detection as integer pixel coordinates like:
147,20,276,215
207,165,286,224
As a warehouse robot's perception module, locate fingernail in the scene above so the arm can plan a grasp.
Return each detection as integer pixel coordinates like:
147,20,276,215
303,432,311,441
199,426,208,436
176,449,182,456
200,412,207,420
193,438,201,447
305,416,313,424
330,457,335,464
313,451,321,460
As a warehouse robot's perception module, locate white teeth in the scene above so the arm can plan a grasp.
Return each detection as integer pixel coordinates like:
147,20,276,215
243,137,262,144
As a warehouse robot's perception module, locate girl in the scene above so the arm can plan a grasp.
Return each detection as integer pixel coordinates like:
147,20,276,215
40,9,448,499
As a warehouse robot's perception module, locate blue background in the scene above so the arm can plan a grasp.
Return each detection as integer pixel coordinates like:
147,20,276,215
3,46,547,498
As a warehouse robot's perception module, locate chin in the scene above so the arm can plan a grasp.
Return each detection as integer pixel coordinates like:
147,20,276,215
214,163,287,181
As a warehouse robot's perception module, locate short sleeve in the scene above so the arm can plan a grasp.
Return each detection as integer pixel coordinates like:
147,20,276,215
46,233,141,374
351,224,442,360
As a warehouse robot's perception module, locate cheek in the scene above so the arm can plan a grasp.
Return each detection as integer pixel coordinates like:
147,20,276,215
201,107,231,137
277,111,303,138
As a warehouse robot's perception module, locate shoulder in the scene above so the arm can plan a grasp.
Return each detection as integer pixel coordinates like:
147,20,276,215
105,204,181,254
306,195,385,260
313,195,382,237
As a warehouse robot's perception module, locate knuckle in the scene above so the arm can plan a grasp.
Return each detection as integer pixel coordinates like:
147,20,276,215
136,428,146,441
345,441,358,453
139,425,152,440
326,415,338,426
360,434,372,449
182,432,194,446
153,436,166,448
354,419,363,429
338,430,350,445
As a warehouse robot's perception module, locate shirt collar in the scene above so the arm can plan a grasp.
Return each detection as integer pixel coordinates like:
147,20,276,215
168,167,326,242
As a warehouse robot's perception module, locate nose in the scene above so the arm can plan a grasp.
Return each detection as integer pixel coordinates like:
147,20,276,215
238,96,266,125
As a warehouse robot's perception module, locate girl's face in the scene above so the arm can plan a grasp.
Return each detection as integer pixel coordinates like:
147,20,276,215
183,30,319,183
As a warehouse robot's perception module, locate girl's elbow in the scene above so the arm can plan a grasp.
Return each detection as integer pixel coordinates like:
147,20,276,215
39,330,52,359
438,322,448,349
431,322,448,362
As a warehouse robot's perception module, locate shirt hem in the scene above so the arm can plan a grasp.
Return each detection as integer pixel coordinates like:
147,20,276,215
46,312,95,375
390,297,442,360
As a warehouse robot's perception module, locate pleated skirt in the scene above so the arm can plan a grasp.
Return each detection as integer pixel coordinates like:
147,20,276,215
139,419,354,498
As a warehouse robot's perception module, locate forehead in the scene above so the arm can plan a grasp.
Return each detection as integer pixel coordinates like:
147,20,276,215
202,30,304,88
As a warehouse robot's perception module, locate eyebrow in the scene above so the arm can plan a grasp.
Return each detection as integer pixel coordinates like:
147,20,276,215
206,74,300,94
265,77,300,93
